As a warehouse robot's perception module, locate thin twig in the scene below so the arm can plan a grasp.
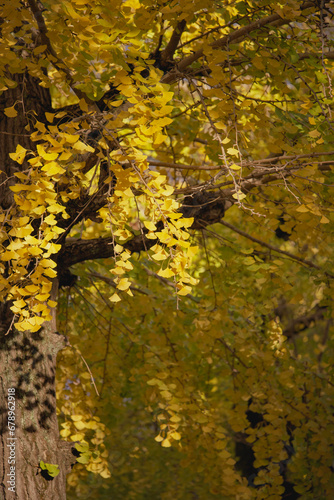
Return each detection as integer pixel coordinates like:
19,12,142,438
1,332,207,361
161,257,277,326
149,151,334,173
27,0,93,104
67,341,100,397
220,220,334,279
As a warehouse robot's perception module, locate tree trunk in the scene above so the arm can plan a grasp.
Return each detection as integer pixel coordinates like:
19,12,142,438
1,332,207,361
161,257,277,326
0,73,74,498
0,318,75,499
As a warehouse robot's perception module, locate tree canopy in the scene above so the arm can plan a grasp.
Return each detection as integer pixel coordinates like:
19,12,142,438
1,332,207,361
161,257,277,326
0,1,334,499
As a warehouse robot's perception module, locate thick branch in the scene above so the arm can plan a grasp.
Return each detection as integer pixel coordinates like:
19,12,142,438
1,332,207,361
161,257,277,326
60,193,229,268
283,306,327,338
299,51,334,60
161,1,317,84
160,20,187,65
60,237,114,269
56,190,111,242
60,232,154,269
60,153,332,270
58,146,333,272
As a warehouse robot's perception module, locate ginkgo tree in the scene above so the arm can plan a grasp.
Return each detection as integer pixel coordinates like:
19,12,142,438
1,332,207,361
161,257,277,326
0,0,333,499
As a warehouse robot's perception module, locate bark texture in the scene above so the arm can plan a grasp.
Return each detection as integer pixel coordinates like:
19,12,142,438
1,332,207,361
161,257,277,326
0,324,75,500
0,73,75,500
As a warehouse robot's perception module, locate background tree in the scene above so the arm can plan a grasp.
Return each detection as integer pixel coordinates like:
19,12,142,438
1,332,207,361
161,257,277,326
0,0,333,499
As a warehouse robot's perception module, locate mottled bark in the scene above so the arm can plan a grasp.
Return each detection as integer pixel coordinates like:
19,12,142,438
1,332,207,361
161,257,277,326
0,324,76,500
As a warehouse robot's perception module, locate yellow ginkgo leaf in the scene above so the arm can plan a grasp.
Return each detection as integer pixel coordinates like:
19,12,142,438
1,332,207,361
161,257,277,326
143,220,157,231
100,469,111,479
227,147,239,156
4,106,17,117
177,286,191,296
109,293,121,302
157,268,175,278
117,278,131,291
9,144,27,164
161,438,172,448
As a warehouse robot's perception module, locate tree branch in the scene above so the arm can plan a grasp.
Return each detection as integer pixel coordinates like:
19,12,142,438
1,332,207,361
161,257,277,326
150,151,334,175
175,155,334,195
88,270,148,295
59,193,229,268
160,20,186,65
220,220,334,279
283,306,327,338
56,189,111,242
27,0,93,104
148,159,220,171
60,231,157,269
59,151,333,270
161,1,317,84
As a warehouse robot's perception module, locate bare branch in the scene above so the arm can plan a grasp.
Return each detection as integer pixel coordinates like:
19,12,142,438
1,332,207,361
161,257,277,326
88,270,148,295
148,159,221,171
150,151,334,173
299,51,334,60
220,220,334,279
